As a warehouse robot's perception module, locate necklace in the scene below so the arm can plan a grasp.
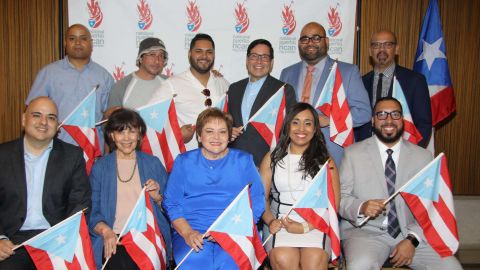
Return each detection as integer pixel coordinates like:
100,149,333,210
117,157,137,183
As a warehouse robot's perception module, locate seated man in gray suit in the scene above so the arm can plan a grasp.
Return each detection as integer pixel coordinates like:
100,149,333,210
228,39,296,166
0,97,91,270
339,97,461,270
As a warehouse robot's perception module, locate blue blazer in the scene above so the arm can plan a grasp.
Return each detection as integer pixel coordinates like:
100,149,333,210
360,65,432,147
89,151,171,268
280,57,372,166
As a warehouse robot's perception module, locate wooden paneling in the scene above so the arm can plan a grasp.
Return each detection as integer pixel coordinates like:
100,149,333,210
359,0,480,194
1,0,478,194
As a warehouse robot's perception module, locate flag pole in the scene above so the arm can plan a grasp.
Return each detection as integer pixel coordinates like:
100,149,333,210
358,153,444,226
101,187,147,270
57,84,100,130
13,208,88,251
174,185,250,270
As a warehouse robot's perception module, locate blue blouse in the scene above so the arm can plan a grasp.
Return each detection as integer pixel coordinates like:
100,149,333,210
163,148,265,233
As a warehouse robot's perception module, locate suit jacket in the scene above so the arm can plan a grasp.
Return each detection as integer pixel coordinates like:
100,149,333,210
280,56,372,166
228,75,297,166
88,151,171,268
0,137,91,239
339,137,433,241
359,65,432,147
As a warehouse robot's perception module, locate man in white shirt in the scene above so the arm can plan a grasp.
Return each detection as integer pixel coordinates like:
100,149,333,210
150,33,229,150
339,97,461,269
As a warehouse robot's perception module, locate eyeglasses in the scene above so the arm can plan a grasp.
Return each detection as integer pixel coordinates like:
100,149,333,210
202,89,212,107
299,35,326,44
375,110,402,120
370,42,396,49
247,53,272,62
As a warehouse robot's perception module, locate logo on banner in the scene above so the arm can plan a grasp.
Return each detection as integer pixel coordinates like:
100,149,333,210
327,4,342,37
87,0,103,28
186,0,202,32
137,0,153,30
281,2,296,35
163,63,175,78
113,64,126,82
234,1,249,34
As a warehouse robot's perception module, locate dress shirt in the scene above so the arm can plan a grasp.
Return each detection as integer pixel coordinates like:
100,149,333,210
21,139,53,230
152,69,230,150
372,63,396,105
26,56,113,149
297,57,327,103
241,76,267,125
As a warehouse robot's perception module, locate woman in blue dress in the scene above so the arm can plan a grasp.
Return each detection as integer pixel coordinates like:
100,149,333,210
89,108,171,269
163,108,265,269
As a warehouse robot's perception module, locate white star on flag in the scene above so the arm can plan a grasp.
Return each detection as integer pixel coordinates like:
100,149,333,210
232,214,242,224
137,211,143,219
315,188,322,198
150,110,159,119
424,178,434,188
81,109,89,118
416,38,446,70
55,234,66,245
269,107,276,117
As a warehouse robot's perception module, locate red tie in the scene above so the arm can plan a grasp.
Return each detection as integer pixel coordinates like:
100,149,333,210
301,65,315,103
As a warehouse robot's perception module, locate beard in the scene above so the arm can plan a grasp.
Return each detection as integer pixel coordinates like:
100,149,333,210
373,124,404,144
189,56,214,74
299,45,327,63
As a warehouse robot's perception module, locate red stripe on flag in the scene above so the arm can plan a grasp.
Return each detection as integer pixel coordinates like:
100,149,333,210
141,135,154,155
79,215,97,270
401,192,452,257
433,196,458,241
431,86,455,126
121,232,156,270
274,91,286,142
440,156,453,192
24,246,55,270
157,131,174,172
250,122,273,148
168,101,186,152
294,208,329,232
62,125,100,174
403,120,422,144
65,256,81,270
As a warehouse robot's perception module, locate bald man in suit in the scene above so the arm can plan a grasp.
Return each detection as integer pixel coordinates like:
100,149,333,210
339,97,461,270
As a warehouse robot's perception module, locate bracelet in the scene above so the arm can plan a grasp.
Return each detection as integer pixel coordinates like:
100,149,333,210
302,222,310,234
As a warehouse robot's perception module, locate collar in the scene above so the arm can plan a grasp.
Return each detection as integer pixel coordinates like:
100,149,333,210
23,138,54,158
302,55,328,72
374,135,401,154
61,56,92,71
374,63,396,78
248,75,267,86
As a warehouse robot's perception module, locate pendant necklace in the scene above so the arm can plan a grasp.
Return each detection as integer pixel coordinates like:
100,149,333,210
117,156,137,183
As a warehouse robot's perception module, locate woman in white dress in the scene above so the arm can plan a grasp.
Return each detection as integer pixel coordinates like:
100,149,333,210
260,102,340,270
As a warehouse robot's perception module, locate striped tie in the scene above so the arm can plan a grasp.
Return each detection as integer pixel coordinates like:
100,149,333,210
385,149,400,238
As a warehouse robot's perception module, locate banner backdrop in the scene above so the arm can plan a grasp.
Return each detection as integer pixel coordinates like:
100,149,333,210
69,0,357,83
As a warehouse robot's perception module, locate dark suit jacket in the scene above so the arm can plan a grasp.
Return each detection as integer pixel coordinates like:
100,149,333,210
358,65,432,147
0,137,91,240
228,75,297,166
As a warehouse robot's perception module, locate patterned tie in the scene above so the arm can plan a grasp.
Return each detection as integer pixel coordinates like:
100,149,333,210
301,65,315,103
385,149,400,238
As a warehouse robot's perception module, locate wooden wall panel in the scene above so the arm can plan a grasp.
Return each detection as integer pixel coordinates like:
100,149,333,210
1,0,478,194
359,0,480,194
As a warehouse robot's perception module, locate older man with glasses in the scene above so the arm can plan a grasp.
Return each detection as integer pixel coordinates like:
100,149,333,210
357,30,432,148
280,22,371,166
227,39,297,166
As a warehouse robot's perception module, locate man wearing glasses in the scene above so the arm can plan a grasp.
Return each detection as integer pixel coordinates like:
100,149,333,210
339,97,461,270
150,33,229,150
228,39,296,166
359,30,432,148
280,22,371,166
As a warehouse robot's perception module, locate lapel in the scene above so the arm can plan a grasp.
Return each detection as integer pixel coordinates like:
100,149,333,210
396,139,412,187
365,137,389,195
312,57,334,104
289,63,302,96
12,138,28,208
228,78,249,126
43,139,61,203
364,71,374,103
249,75,276,119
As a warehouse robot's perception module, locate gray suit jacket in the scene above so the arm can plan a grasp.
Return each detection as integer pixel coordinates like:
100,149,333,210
339,137,433,241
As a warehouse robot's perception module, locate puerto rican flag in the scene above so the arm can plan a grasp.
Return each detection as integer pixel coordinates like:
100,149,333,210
292,162,340,263
24,211,96,270
400,153,459,257
413,0,455,126
214,94,228,112
315,62,354,147
392,77,423,144
137,98,185,172
61,87,101,175
247,85,286,149
118,189,167,270
209,185,267,270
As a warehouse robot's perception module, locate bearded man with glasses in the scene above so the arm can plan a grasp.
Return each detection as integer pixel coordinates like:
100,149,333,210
280,22,371,167
358,30,432,148
227,39,297,166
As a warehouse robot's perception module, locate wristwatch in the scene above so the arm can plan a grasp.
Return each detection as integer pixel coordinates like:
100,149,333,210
406,234,419,248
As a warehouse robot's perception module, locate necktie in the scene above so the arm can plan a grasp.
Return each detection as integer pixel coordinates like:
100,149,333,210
375,73,384,105
301,65,315,103
385,149,400,238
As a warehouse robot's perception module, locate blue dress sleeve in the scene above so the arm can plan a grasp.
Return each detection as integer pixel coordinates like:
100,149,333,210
163,155,186,222
244,155,265,223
